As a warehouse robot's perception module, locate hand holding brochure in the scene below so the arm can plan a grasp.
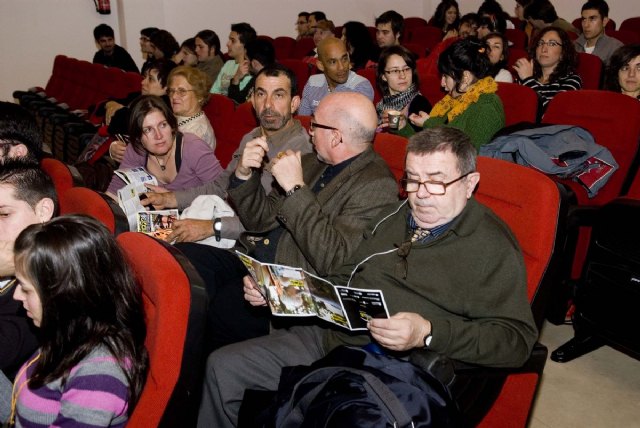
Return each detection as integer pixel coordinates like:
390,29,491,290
115,167,158,230
237,251,389,331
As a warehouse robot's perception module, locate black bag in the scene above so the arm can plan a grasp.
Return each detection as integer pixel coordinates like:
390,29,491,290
257,346,459,428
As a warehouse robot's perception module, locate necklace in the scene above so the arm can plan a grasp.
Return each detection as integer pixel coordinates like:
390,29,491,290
10,352,41,425
177,111,204,128
153,146,174,171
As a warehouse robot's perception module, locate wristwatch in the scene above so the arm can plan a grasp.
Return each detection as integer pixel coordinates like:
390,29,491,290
286,184,303,197
213,218,222,242
423,333,433,348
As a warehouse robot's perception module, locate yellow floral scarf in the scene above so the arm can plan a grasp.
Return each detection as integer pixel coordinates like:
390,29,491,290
430,77,498,123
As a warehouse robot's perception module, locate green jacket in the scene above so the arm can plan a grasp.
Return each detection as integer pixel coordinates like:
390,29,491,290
324,198,538,368
398,92,505,150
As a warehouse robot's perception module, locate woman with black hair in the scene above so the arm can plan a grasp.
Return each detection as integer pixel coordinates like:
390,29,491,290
398,38,505,149
484,32,513,83
430,0,460,39
341,21,377,71
513,26,581,116
8,215,148,426
376,45,431,131
604,44,640,100
194,29,224,89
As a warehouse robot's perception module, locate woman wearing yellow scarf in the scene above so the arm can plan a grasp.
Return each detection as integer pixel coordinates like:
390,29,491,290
397,38,505,150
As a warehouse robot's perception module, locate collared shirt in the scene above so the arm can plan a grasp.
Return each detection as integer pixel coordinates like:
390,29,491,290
298,71,374,115
407,213,452,244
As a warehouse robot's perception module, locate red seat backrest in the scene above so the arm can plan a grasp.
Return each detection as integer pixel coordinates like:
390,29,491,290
576,52,603,90
118,232,194,427
204,94,237,168
356,68,382,104
279,59,311,97
418,72,445,106
620,17,640,35
44,55,68,97
505,28,527,50
59,187,127,235
292,37,315,60
496,82,538,126
274,36,296,60
543,90,640,207
407,26,443,53
373,132,408,191
41,158,73,197
607,29,640,45
404,17,429,30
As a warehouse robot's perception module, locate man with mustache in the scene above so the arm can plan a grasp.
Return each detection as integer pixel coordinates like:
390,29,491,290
298,37,374,115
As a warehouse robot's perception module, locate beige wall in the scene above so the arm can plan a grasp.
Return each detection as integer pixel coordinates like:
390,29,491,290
1,0,639,101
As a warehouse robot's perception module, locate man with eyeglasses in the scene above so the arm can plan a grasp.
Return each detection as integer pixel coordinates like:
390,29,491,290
574,0,622,63
198,126,537,427
298,38,374,115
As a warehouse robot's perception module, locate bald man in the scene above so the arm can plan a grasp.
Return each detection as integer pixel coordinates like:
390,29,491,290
298,37,374,115
197,92,398,426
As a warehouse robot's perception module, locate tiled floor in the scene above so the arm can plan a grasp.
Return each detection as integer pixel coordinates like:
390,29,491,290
529,322,640,428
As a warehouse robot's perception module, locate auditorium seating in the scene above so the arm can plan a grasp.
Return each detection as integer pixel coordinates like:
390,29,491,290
576,52,603,90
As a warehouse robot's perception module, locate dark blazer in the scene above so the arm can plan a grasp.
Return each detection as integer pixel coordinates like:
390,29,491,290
228,146,399,276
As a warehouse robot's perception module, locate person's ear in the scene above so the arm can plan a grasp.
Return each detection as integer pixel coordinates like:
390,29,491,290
316,60,325,72
602,17,609,27
465,172,480,198
34,198,55,223
9,144,28,158
290,95,301,115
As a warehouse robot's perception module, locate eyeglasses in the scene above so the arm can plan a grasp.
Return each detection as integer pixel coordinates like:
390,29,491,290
536,40,562,48
384,66,411,77
401,172,472,195
309,121,339,132
167,88,195,97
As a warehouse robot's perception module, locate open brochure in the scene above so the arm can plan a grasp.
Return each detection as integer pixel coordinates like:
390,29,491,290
115,167,158,231
136,209,179,241
236,252,390,331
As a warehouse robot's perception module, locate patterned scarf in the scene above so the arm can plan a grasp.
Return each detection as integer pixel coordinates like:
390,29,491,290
376,84,420,119
429,77,498,123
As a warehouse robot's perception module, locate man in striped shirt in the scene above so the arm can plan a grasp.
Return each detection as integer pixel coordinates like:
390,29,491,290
298,37,374,115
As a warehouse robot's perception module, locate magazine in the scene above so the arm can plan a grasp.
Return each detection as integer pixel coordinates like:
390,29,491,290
114,167,158,230
136,209,179,241
236,252,390,331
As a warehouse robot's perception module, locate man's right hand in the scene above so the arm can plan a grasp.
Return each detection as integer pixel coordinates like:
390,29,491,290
141,184,178,209
235,136,269,179
243,275,267,306
232,59,250,84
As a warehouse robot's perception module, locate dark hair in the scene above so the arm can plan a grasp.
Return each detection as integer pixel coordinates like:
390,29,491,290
529,27,578,82
438,37,492,92
431,0,460,33
254,64,298,96
581,0,609,17
0,160,58,214
231,22,257,46
478,12,507,35
524,1,558,23
150,29,179,59
15,215,148,413
377,45,420,95
246,39,276,68
298,12,310,19
376,10,404,37
195,30,221,57
407,126,477,175
93,24,114,40
460,12,480,28
484,32,510,73
478,0,509,33
604,44,640,92
180,37,196,54
141,59,177,88
0,102,42,162
342,21,377,71
310,11,327,22
128,95,177,154
140,27,158,39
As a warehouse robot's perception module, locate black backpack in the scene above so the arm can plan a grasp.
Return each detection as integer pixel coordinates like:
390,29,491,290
251,346,459,428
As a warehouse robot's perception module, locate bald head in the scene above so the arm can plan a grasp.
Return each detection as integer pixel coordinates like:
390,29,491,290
317,92,377,146
317,38,351,89
318,37,345,61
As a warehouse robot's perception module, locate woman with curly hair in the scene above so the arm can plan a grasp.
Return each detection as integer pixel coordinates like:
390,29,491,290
8,215,148,427
513,26,581,117
430,0,460,39
398,37,505,149
604,44,640,100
